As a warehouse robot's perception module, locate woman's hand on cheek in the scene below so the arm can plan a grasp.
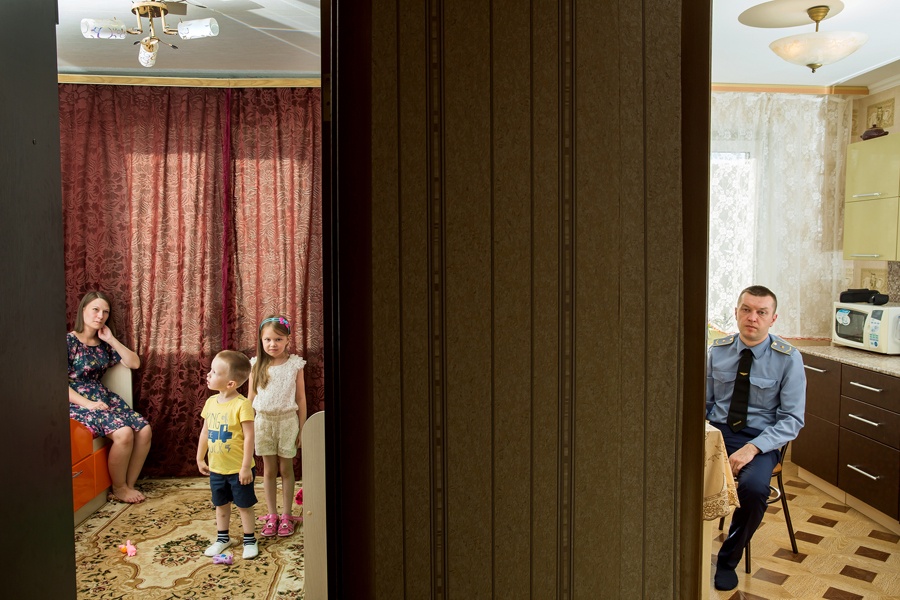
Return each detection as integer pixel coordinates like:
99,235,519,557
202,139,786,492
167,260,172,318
97,326,113,343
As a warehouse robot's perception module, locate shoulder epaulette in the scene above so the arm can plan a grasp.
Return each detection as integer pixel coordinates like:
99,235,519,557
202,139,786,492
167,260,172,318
712,334,736,347
770,338,795,355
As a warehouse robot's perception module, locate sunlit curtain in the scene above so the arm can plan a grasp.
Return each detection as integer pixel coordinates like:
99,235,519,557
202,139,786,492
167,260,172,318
59,84,323,477
709,92,852,338
229,88,324,413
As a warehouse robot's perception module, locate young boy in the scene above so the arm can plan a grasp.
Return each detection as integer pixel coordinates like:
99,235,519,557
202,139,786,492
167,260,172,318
196,350,259,559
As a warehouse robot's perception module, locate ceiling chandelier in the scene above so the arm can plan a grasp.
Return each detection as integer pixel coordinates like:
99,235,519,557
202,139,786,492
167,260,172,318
768,5,867,73
81,1,219,68
738,1,869,74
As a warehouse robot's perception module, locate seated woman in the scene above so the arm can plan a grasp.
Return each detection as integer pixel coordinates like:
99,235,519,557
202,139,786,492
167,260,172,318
68,291,152,504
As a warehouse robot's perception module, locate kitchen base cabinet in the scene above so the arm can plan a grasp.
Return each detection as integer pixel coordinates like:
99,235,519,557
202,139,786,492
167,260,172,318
793,354,841,484
796,349,900,528
838,428,900,519
792,412,839,485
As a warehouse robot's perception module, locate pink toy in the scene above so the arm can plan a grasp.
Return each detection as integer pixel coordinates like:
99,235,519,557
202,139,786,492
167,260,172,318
118,540,137,556
212,553,234,565
295,487,303,506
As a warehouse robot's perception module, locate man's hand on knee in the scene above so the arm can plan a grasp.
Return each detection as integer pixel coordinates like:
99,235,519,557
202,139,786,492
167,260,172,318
729,443,760,476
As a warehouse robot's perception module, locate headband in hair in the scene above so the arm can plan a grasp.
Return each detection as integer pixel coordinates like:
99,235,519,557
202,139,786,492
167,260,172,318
260,316,291,332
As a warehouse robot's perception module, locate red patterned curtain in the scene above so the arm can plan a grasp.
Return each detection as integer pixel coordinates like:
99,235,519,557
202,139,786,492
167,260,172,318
59,84,323,477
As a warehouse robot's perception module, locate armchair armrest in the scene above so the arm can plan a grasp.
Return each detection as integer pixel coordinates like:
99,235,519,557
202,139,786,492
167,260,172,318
101,363,133,408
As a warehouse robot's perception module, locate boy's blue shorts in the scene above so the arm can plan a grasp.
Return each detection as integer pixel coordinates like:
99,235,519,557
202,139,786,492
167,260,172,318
209,469,257,508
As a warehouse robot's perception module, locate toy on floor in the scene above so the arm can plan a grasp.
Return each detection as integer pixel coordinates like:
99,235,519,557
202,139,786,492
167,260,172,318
118,540,137,556
295,487,303,505
212,553,234,565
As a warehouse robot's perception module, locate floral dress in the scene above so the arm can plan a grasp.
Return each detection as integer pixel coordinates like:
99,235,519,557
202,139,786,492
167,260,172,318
68,332,148,438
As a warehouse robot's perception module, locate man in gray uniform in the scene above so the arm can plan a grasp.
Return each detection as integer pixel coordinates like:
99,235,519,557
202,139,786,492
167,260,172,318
706,285,806,591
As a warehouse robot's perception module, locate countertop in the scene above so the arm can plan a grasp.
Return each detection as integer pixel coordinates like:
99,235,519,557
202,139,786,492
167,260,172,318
793,342,900,378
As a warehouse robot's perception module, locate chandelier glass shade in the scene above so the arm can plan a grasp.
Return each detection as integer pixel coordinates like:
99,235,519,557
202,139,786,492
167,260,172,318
80,1,219,68
766,4,867,73
769,30,868,73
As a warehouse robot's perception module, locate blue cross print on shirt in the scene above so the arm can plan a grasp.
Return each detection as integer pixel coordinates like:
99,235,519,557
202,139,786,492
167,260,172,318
208,424,232,444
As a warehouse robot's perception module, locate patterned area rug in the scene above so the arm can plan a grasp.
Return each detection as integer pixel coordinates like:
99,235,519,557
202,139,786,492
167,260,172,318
74,478,305,599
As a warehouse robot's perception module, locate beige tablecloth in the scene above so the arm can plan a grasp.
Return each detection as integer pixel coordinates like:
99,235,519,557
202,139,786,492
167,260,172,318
703,422,739,520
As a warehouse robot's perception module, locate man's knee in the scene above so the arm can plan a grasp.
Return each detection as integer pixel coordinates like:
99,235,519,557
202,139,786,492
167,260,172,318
738,478,771,503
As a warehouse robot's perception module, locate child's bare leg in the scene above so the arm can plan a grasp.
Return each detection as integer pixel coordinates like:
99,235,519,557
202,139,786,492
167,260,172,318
238,506,256,535
279,456,295,516
107,427,142,503
216,503,232,532
262,455,279,515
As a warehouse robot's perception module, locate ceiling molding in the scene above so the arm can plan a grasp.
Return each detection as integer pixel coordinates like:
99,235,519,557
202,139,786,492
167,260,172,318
866,73,900,96
711,83,869,96
57,74,320,88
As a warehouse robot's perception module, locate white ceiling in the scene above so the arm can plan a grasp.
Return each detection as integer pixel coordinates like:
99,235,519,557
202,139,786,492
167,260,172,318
56,0,321,78
713,0,900,89
56,1,898,89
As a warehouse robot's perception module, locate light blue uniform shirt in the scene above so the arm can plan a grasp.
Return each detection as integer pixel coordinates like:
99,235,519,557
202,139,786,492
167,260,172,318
706,333,806,454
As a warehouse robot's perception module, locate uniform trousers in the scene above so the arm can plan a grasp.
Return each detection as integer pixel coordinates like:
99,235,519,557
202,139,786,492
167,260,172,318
711,422,780,570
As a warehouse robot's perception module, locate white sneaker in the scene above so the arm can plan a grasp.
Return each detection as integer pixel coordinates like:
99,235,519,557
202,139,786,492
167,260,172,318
242,541,259,559
204,538,236,557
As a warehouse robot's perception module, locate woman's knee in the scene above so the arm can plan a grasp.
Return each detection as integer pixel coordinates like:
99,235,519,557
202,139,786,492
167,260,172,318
109,427,135,445
137,424,152,443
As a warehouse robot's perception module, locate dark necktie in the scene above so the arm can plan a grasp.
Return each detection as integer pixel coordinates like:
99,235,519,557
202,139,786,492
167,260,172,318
728,348,753,432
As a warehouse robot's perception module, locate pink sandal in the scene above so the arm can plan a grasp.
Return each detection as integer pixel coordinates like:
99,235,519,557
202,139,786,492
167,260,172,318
258,513,278,537
277,513,302,537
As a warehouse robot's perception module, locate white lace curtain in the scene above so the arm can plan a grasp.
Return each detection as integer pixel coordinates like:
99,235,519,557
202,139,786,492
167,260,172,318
708,92,852,338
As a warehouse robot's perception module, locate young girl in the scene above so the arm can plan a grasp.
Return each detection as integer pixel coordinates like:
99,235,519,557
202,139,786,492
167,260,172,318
249,315,308,537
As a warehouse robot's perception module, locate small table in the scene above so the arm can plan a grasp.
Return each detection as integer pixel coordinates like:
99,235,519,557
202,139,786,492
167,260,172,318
701,422,739,599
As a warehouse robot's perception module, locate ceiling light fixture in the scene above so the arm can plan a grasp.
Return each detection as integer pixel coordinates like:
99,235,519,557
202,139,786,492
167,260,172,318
768,5,867,73
81,1,219,68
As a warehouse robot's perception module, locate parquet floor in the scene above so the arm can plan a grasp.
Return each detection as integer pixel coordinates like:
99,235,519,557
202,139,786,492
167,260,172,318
710,462,900,599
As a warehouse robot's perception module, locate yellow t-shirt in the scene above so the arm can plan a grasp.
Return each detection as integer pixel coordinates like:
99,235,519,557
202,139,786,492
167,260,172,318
200,393,255,475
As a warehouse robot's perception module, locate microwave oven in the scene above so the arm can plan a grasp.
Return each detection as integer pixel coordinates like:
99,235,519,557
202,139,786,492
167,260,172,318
832,302,900,354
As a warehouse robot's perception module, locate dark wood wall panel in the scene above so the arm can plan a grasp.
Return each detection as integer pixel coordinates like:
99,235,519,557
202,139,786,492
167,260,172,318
570,1,628,597
398,1,434,597
442,0,494,595
491,0,535,597
529,0,563,597
367,0,709,597
371,0,404,598
641,2,687,597
1,1,73,598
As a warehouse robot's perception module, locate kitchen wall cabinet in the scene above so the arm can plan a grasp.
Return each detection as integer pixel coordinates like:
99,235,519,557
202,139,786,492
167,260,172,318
844,135,900,260
843,197,900,260
845,135,900,202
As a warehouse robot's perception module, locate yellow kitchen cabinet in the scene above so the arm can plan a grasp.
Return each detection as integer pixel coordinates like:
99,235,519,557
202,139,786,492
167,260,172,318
843,196,899,261
845,135,900,203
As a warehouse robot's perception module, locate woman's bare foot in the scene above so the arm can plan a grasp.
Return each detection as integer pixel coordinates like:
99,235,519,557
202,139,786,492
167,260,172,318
111,485,144,503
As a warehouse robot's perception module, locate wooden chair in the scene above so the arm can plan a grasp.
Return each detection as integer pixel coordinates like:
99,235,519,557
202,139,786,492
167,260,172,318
719,443,798,572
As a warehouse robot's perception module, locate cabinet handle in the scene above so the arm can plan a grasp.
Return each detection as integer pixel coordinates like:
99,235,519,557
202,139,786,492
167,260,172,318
849,381,884,393
847,464,881,481
72,470,83,479
851,192,884,198
803,365,827,373
849,254,882,258
847,413,881,427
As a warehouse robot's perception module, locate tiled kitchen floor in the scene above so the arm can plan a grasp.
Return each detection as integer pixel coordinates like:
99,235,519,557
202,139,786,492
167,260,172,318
710,462,900,599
